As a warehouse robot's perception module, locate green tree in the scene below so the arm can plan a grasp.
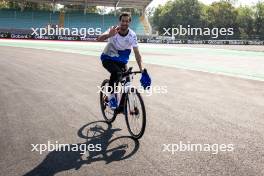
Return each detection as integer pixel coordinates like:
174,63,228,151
152,0,204,35
151,5,163,31
24,2,38,10
38,3,52,11
205,1,237,28
254,2,264,39
0,0,51,10
6,1,19,9
236,6,254,39
0,0,9,9
204,0,238,38
85,6,98,13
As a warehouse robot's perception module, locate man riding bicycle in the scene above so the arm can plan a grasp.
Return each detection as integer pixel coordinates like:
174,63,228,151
97,12,148,110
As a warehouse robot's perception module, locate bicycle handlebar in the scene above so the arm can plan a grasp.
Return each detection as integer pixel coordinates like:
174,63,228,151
131,71,142,74
122,67,141,77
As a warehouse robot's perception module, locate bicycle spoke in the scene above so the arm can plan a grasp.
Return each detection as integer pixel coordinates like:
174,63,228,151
127,92,143,136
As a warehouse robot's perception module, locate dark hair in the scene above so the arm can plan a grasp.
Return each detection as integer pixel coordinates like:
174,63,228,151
119,12,132,22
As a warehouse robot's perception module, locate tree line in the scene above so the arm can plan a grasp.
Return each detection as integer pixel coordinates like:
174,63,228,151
150,0,264,40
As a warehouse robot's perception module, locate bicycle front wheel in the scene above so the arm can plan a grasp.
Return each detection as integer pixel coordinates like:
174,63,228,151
124,88,146,139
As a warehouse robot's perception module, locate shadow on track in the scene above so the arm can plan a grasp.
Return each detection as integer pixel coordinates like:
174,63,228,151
24,120,140,176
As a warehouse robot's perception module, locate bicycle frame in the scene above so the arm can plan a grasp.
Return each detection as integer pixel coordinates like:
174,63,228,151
116,72,135,107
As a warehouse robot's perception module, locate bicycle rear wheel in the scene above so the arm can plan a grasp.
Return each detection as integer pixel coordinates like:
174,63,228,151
124,88,146,139
100,79,116,123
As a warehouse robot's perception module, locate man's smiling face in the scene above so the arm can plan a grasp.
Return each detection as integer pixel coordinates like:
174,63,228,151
119,16,130,31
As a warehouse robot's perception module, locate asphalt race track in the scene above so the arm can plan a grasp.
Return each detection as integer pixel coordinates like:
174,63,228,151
0,43,264,176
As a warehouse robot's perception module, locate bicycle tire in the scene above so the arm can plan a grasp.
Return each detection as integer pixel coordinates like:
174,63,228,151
124,88,146,139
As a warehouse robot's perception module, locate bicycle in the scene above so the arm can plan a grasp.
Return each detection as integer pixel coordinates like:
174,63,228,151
99,67,146,139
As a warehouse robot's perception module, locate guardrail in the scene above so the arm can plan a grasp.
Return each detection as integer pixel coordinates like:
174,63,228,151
1,32,263,45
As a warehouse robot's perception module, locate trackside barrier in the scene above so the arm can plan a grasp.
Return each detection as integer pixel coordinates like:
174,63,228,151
0,32,263,45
